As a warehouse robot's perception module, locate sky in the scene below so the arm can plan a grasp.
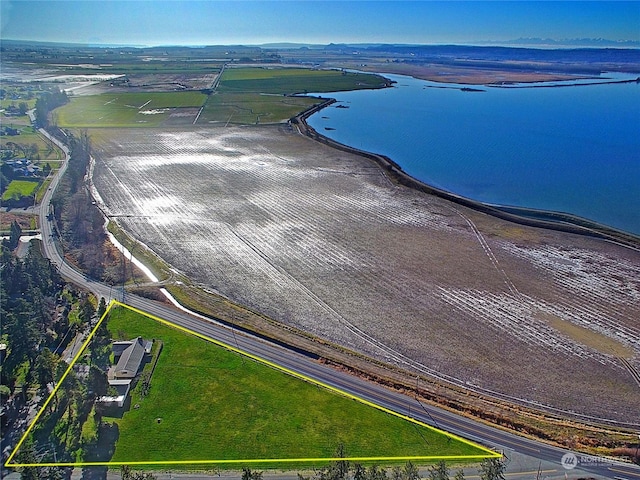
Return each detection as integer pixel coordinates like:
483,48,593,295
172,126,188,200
1,0,639,47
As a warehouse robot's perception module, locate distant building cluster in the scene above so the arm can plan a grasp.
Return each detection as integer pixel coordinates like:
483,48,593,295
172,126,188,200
3,158,40,177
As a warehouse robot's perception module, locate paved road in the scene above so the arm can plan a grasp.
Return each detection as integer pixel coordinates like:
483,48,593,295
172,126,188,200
28,128,640,480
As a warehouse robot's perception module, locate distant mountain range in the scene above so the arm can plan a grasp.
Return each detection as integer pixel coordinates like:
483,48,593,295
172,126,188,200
260,38,640,49
480,37,640,48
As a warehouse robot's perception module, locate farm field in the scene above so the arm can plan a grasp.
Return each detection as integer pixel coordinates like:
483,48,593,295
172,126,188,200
55,92,207,127
90,126,640,424
218,67,391,94
78,70,222,96
198,93,322,125
48,67,392,128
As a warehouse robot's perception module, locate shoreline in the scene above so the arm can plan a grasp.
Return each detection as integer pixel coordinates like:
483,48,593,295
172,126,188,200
488,76,640,88
292,98,640,251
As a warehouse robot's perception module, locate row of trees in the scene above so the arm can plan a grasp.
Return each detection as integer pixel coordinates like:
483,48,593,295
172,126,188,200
239,446,505,480
34,88,68,128
49,130,134,283
120,458,503,480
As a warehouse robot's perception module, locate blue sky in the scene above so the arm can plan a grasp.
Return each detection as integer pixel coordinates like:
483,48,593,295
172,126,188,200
1,1,639,46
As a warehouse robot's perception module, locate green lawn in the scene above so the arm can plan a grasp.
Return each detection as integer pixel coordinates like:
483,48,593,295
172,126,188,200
198,93,321,125
0,128,64,161
2,180,39,201
55,92,207,127
96,305,489,466
219,67,389,95
0,97,37,111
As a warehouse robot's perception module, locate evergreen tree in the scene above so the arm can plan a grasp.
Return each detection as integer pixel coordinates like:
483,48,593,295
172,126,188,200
428,461,449,480
403,461,420,480
365,465,388,480
97,297,107,319
479,458,506,480
16,438,40,480
34,347,58,393
8,220,22,250
353,463,367,480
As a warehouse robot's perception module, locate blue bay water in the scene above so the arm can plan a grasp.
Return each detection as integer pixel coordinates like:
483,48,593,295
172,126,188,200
307,74,640,236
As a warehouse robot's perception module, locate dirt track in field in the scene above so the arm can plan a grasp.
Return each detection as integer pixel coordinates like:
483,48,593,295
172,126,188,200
90,125,640,424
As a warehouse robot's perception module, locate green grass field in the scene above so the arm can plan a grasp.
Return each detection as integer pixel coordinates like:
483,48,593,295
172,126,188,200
95,305,488,466
195,67,390,125
0,128,64,161
2,180,39,201
0,97,37,111
198,93,321,125
219,67,389,95
55,92,207,127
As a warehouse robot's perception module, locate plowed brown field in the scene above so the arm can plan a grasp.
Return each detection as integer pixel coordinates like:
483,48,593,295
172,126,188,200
90,126,640,424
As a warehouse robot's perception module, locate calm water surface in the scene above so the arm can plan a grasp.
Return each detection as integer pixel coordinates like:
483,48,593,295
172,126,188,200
307,73,640,236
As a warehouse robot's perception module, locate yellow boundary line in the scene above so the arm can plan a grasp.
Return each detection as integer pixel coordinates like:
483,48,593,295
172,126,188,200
5,300,499,468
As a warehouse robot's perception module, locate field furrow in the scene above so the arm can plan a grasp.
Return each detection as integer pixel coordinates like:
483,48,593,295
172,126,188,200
91,126,640,422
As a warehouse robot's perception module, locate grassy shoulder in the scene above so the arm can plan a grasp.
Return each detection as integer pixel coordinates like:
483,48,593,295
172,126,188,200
106,220,172,283
103,305,488,466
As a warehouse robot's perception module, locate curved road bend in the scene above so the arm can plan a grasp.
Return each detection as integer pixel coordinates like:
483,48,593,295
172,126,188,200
35,130,639,480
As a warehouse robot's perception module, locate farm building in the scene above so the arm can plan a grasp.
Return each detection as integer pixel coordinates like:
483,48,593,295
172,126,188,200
3,159,40,176
100,337,153,408
108,337,152,380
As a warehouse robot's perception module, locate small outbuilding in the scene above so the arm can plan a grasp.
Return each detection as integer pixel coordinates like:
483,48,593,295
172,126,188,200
98,379,132,408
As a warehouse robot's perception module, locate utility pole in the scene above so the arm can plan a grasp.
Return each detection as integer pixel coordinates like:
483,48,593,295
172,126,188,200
121,249,126,303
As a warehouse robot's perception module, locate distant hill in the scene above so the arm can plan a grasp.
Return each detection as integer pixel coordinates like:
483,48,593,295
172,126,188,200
323,43,640,63
491,37,640,49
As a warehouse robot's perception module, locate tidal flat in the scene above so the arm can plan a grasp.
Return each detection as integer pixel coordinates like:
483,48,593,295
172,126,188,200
90,125,640,424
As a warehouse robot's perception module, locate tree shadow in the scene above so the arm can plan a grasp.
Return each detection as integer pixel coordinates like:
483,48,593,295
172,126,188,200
83,421,119,464
81,465,109,480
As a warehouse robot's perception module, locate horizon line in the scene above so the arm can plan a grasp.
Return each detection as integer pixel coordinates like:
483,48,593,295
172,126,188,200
1,38,639,50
